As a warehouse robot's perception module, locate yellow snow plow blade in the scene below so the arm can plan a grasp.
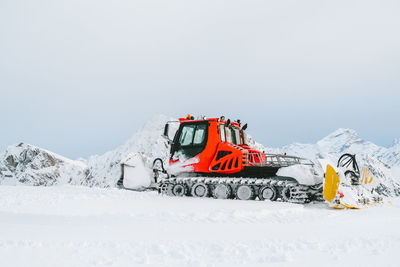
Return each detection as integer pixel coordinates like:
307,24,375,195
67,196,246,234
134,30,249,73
340,201,362,209
323,164,340,202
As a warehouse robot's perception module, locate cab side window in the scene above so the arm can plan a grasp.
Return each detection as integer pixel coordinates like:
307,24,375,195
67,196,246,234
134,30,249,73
179,125,195,146
219,125,226,142
193,124,206,145
226,127,233,143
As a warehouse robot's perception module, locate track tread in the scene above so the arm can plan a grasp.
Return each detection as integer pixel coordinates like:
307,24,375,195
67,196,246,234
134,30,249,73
159,176,322,203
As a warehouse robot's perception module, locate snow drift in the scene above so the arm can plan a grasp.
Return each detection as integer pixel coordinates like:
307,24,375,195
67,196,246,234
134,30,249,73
85,115,174,187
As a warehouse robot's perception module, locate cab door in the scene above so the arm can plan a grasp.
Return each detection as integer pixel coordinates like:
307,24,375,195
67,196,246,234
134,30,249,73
171,122,208,160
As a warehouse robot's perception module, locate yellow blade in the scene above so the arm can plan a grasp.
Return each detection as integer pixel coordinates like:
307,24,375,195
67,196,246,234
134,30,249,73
333,204,346,209
360,168,373,184
340,200,362,209
323,164,341,202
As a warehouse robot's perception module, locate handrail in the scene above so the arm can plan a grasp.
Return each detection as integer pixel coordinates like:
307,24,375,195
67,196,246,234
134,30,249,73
244,152,314,167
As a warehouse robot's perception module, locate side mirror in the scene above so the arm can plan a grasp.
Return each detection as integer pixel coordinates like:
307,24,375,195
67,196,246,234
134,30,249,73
242,123,248,130
162,121,179,145
163,123,169,138
162,123,173,144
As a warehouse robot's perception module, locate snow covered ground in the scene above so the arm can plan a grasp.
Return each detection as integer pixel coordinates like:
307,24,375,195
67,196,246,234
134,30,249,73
0,185,399,267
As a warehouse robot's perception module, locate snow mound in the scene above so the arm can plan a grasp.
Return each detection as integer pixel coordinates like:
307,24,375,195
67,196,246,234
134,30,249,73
277,164,322,185
86,115,174,187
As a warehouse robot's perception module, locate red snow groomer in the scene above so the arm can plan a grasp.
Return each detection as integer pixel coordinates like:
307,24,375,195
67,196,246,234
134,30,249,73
152,115,323,203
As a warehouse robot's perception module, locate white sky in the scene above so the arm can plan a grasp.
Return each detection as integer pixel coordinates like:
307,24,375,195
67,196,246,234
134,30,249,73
1,0,399,158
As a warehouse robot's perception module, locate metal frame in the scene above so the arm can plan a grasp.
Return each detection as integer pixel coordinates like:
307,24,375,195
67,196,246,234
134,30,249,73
244,152,314,168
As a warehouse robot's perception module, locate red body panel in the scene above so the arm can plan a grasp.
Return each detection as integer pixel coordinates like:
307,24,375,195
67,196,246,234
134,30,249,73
170,117,265,175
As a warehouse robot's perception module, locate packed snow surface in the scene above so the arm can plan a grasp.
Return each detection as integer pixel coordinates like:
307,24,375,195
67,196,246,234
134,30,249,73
0,185,399,267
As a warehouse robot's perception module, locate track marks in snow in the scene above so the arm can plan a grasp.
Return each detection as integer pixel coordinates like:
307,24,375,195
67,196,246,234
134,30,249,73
1,186,400,266
0,238,399,267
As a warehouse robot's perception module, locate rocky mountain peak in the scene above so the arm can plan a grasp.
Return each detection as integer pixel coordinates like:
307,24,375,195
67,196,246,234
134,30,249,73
319,128,360,144
316,128,363,154
0,143,89,186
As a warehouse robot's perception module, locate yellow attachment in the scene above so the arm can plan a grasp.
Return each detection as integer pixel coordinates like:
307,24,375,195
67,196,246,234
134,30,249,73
332,204,346,209
360,168,373,184
323,164,341,202
340,200,362,209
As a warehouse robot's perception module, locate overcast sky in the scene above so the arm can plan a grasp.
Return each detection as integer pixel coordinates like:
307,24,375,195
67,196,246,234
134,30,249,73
1,0,399,159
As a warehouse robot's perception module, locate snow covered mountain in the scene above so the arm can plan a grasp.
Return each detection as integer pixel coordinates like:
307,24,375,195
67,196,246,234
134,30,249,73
280,128,399,166
378,138,400,167
260,128,400,195
0,115,399,195
0,143,91,186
